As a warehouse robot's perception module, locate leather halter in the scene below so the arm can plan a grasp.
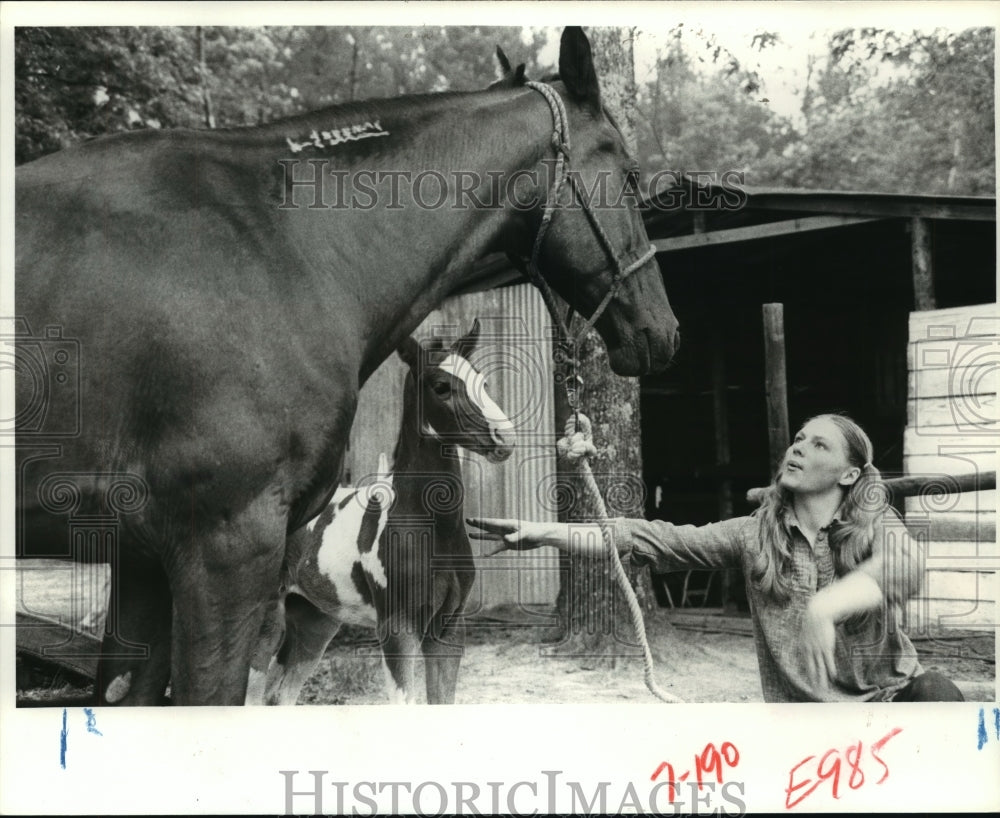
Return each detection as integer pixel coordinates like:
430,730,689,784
508,80,657,407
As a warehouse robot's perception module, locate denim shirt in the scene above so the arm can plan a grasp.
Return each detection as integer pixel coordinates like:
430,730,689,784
614,510,924,702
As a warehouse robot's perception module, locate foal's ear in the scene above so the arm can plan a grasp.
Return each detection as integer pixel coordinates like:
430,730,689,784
453,318,482,359
492,47,527,88
559,26,601,111
397,336,422,368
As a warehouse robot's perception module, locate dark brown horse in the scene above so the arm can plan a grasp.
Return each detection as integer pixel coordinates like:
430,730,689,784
15,27,679,704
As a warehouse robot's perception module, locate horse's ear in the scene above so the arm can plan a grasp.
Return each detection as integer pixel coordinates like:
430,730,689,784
495,46,512,76
453,318,481,359
558,26,601,110
397,336,421,368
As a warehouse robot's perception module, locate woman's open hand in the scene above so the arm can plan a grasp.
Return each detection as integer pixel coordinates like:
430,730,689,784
800,600,837,689
467,518,611,557
466,518,557,555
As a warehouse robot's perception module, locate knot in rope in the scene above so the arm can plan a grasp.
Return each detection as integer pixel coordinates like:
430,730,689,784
557,413,597,461
550,131,570,158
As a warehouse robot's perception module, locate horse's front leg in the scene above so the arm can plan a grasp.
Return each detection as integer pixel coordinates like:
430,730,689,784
167,491,286,705
246,592,286,705
97,548,173,705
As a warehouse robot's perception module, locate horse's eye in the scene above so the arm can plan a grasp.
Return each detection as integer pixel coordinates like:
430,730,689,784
431,381,452,397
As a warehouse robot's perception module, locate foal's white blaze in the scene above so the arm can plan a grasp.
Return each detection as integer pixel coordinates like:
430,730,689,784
439,353,514,438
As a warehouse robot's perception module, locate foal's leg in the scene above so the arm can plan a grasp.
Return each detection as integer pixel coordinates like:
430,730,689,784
97,550,172,706
380,614,423,704
422,571,472,705
262,594,341,705
167,494,286,705
422,617,466,705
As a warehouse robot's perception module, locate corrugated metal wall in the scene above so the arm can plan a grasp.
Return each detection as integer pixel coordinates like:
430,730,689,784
347,283,560,608
903,302,998,632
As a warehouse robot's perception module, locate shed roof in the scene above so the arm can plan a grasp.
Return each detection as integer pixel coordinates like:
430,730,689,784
455,180,995,295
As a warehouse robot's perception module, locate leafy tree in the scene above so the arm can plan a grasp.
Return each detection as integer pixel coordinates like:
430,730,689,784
636,25,795,185
15,26,549,165
633,25,994,195
799,27,996,194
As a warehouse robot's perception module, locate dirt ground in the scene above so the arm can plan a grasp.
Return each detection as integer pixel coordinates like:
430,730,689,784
296,608,996,706
16,607,995,706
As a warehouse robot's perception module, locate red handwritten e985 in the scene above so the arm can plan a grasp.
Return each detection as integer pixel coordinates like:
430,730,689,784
785,727,903,809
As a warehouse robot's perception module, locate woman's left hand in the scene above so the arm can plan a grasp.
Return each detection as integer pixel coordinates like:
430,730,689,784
800,601,837,688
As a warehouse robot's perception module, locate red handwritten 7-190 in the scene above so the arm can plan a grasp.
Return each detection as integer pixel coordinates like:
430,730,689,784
784,727,903,809
650,741,740,802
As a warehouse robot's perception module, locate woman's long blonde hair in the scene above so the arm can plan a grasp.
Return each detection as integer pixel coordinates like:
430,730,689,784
750,414,890,604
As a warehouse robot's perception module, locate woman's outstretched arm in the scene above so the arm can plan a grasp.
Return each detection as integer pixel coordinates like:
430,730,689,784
467,516,747,572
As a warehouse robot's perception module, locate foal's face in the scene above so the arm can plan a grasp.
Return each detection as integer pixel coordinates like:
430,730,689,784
417,347,514,464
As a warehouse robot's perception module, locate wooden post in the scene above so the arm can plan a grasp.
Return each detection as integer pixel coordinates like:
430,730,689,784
762,303,790,478
911,217,936,311
711,328,736,611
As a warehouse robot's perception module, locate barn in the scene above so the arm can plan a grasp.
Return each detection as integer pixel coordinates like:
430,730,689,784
344,178,997,633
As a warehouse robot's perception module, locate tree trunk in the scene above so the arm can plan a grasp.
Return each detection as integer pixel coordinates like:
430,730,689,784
547,28,671,668
196,27,215,129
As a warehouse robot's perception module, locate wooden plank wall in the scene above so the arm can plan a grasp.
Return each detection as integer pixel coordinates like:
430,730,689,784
347,283,560,609
904,303,998,632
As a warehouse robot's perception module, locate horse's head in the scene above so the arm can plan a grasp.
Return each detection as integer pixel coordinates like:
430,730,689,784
397,319,515,463
500,27,680,376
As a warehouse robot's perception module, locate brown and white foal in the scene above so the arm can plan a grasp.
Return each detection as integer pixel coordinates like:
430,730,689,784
247,320,514,704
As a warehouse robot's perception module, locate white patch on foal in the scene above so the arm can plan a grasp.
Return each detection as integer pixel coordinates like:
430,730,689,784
438,353,514,440
314,463,394,623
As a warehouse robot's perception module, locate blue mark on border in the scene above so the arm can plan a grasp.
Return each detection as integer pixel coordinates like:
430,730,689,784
59,708,68,769
83,708,102,736
977,707,1000,750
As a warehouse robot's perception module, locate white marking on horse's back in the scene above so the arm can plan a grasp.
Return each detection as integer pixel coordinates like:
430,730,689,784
439,353,514,433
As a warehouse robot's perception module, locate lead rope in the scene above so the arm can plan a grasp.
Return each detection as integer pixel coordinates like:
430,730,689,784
557,414,684,704
519,80,682,704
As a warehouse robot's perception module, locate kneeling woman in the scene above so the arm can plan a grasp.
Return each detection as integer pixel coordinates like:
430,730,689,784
469,414,963,703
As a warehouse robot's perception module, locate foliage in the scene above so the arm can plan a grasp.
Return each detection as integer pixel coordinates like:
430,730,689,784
15,24,995,195
635,25,994,195
15,25,548,165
